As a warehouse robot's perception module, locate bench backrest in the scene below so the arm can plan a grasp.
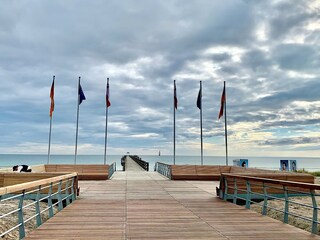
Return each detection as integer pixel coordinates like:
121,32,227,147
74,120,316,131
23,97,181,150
44,164,109,174
196,165,221,175
171,165,196,175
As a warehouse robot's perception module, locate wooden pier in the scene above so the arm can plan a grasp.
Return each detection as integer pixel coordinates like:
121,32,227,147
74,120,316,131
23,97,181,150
24,157,320,239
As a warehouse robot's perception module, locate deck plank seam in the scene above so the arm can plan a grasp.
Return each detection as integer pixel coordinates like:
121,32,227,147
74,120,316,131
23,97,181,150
166,181,231,240
154,180,230,239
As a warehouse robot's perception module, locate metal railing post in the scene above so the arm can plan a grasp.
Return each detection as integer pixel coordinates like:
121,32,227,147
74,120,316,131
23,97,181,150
154,162,157,171
233,177,238,204
223,177,228,201
18,190,26,239
71,177,76,202
283,186,289,224
310,189,318,234
48,183,54,218
245,180,251,209
65,179,70,206
262,182,268,215
57,180,63,211
35,185,42,227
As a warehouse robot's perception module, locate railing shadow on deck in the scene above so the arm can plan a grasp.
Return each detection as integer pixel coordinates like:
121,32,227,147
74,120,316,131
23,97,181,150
218,173,320,234
0,173,78,239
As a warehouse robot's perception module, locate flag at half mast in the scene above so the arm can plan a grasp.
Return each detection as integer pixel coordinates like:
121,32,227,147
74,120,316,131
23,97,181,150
106,78,111,108
218,84,225,119
49,77,55,117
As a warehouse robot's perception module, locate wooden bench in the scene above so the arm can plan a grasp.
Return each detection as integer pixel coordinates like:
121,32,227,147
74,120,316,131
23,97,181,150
0,164,109,181
195,166,221,180
170,165,315,185
44,164,109,180
171,165,233,180
171,165,198,180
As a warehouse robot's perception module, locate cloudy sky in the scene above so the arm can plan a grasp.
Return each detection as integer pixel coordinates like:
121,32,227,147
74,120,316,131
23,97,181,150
0,0,319,157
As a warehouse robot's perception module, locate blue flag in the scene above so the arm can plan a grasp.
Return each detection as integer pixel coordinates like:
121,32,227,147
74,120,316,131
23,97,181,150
79,83,86,105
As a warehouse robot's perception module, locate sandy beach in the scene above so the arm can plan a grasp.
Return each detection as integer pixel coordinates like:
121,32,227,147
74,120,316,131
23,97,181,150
251,177,320,234
0,200,57,240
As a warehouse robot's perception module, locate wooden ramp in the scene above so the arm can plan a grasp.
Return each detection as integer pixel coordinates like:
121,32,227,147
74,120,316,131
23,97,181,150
24,163,320,239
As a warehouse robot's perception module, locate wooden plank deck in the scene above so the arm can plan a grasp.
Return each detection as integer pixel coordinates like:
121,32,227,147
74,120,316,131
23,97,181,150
24,160,320,239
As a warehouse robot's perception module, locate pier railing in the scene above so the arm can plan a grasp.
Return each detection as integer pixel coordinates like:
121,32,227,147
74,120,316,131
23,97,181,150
108,162,116,178
155,162,171,179
0,173,78,239
130,155,149,171
219,173,320,234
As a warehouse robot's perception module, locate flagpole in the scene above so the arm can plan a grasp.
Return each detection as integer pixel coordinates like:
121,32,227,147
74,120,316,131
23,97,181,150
48,117,53,164
74,77,81,164
47,75,55,164
224,81,228,166
200,81,203,165
173,80,176,165
104,78,109,165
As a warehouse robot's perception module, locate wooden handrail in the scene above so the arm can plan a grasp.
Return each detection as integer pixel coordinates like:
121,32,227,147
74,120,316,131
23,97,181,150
0,173,77,195
222,173,319,190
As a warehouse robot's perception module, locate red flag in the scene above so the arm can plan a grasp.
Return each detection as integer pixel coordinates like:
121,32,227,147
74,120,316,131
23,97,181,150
174,81,178,110
106,79,111,108
218,84,225,119
49,78,55,117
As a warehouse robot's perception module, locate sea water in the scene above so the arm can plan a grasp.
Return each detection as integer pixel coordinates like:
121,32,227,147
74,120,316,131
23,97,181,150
0,154,320,172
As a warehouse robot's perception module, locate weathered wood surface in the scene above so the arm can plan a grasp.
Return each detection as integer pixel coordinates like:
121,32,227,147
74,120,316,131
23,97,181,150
171,165,315,183
0,173,77,195
24,166,320,239
44,164,109,180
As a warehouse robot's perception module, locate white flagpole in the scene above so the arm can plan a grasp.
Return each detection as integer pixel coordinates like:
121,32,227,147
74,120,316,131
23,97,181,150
200,81,203,165
74,77,81,164
47,75,55,164
104,78,109,165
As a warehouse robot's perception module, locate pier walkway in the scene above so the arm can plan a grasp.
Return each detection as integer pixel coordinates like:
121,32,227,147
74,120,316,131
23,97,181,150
24,157,320,239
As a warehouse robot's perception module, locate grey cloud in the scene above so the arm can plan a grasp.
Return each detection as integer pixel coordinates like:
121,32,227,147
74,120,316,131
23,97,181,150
211,53,231,62
0,0,319,155
259,136,320,146
255,81,320,109
273,44,320,71
263,0,318,40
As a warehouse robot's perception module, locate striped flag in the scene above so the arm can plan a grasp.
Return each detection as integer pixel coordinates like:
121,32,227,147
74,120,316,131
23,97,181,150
106,79,111,108
174,81,178,109
218,84,225,119
78,83,86,105
49,78,55,117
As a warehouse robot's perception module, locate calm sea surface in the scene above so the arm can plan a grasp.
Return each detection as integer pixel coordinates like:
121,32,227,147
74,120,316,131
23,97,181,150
0,154,320,172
